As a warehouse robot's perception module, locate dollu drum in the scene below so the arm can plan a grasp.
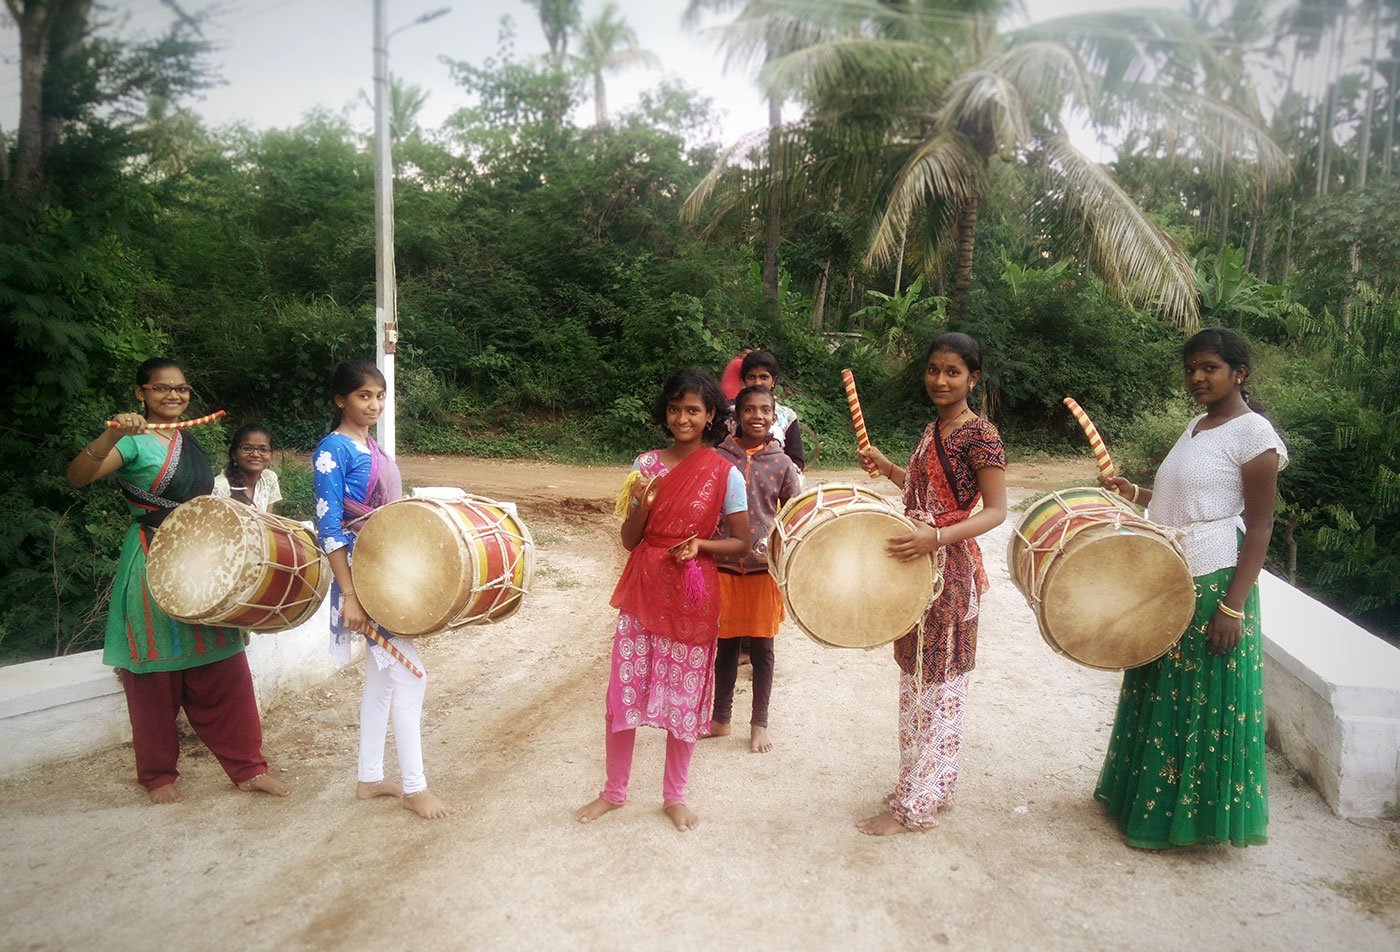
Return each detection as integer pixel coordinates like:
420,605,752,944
146,495,330,632
351,494,534,636
1008,487,1195,670
769,482,942,649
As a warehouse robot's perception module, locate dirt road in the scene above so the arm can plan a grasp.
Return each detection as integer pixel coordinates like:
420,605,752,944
1,458,1396,951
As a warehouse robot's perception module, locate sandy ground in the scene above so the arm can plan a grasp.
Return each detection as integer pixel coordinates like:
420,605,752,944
1,457,1397,952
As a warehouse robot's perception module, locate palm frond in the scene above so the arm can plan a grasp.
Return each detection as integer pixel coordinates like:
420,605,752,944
1042,135,1198,329
935,70,1031,159
866,131,985,267
982,41,1096,127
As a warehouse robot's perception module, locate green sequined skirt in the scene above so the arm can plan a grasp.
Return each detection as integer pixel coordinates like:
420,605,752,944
1094,567,1269,849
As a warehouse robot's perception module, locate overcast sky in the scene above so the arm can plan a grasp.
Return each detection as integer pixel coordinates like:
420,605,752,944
1,0,1184,153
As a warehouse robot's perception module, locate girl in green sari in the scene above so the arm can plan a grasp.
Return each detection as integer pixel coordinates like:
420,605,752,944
1096,328,1286,848
67,358,290,804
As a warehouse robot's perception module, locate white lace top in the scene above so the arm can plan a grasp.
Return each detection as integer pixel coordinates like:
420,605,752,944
213,469,282,513
1148,412,1288,577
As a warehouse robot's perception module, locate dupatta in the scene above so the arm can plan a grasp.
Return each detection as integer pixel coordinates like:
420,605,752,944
904,422,990,609
118,432,216,538
342,435,403,526
610,447,732,644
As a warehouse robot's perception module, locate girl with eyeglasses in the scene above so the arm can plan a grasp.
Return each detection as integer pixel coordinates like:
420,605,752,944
214,424,282,513
66,357,291,804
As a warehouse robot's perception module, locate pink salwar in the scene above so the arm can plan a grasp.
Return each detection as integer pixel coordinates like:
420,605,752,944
888,671,969,828
598,610,715,804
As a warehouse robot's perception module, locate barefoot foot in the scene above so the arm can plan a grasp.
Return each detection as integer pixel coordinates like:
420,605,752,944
238,773,292,797
664,801,700,832
148,782,182,805
356,779,403,800
403,789,453,819
750,725,772,753
706,720,732,739
575,797,624,823
856,811,922,836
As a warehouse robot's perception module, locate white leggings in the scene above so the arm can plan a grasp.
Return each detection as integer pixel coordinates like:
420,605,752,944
358,657,428,795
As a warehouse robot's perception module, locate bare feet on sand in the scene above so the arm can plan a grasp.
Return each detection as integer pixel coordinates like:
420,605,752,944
664,802,700,832
404,789,454,819
356,779,403,800
575,797,624,823
856,811,921,836
750,725,772,753
238,774,292,797
705,720,732,739
148,783,182,805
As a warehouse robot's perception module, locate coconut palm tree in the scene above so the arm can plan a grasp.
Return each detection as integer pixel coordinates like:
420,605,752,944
576,2,659,125
524,0,582,71
684,0,1287,327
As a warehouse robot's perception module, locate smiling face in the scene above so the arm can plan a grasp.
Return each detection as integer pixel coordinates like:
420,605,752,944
335,376,386,431
134,367,191,424
1183,348,1243,408
736,391,776,445
665,389,713,447
233,430,273,479
924,348,978,410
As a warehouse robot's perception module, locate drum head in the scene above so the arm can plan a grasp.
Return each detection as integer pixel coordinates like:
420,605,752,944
147,496,260,622
782,508,936,649
1037,525,1196,670
353,500,471,636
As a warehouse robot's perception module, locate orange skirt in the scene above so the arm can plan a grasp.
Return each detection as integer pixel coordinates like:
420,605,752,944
717,570,784,639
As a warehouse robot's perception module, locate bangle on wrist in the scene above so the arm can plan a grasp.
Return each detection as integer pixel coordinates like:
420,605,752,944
1128,484,1140,504
341,588,356,598
935,527,941,547
1216,602,1244,619
83,444,106,462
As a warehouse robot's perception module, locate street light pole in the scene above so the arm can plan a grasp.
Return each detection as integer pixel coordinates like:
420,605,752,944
372,0,397,455
372,2,450,457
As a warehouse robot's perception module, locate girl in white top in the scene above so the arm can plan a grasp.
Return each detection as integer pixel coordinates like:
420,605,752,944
213,424,283,513
1094,327,1286,850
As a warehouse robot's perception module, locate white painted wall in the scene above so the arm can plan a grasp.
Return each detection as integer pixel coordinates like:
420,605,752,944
0,597,348,779
1260,571,1400,817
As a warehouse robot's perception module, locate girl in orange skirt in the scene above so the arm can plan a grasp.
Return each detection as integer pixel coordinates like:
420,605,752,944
709,386,802,752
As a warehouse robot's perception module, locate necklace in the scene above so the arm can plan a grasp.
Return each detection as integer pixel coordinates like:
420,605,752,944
939,406,973,438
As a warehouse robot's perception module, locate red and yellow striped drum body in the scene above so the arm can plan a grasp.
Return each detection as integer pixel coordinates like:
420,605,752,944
147,495,329,632
352,495,534,637
1008,487,1195,670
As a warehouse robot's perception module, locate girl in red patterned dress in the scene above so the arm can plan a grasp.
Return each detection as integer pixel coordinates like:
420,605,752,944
576,369,750,832
858,333,1007,834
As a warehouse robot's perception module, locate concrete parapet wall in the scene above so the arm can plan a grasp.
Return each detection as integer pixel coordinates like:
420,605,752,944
0,598,342,779
1260,571,1400,817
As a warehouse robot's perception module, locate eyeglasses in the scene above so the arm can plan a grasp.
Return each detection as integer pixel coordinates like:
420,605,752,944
238,444,273,455
141,384,192,396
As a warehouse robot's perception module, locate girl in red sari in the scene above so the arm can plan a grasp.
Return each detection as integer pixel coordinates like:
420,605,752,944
859,333,1007,834
577,369,750,832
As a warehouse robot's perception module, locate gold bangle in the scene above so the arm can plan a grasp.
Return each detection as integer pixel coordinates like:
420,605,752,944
1216,602,1244,619
83,444,106,462
935,527,942,547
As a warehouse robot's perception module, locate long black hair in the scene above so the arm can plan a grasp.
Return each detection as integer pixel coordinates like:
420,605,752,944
925,332,982,374
225,423,274,483
652,368,730,445
329,360,386,430
1182,327,1267,415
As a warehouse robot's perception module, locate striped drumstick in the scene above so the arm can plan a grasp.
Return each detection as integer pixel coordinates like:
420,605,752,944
108,409,226,430
841,369,881,476
365,628,425,679
1062,397,1117,479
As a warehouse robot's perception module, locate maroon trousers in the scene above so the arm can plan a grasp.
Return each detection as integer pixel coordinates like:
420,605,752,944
119,651,267,790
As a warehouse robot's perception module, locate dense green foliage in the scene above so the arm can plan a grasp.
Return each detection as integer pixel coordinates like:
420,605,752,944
2,2,1398,663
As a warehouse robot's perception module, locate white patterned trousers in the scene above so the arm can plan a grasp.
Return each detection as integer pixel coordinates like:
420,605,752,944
889,671,969,828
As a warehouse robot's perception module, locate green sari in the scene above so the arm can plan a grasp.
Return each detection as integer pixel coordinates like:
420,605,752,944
103,432,244,673
1094,566,1269,849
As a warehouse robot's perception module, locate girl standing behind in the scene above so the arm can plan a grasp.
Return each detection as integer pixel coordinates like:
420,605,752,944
1095,327,1286,849
709,386,802,753
214,423,282,512
576,369,750,831
313,360,452,820
858,332,1007,834
66,358,290,803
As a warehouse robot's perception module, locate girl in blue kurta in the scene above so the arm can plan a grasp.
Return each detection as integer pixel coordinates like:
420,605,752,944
314,360,453,820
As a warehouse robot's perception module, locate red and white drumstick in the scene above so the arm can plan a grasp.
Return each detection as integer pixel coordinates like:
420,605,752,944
108,409,226,430
841,369,881,476
1062,397,1117,479
365,629,424,679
